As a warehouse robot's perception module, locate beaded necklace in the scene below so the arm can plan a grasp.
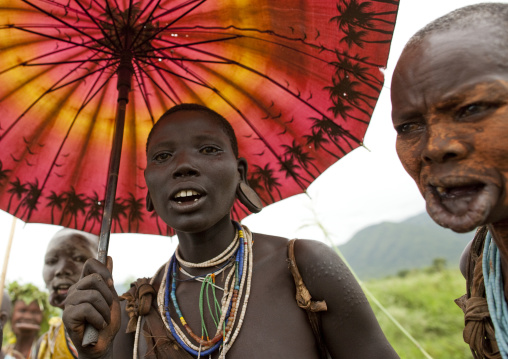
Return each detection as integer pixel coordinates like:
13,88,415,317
159,222,253,358
483,232,508,359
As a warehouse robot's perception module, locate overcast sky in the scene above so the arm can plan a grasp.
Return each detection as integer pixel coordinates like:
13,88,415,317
0,0,500,289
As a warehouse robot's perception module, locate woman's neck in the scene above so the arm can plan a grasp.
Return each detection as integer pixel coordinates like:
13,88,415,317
14,332,36,357
175,216,237,264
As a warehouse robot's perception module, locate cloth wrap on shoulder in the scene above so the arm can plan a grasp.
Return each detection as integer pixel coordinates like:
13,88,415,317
455,226,501,359
119,277,193,359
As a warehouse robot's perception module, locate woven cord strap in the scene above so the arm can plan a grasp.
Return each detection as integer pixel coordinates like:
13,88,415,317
119,268,194,359
287,239,328,359
455,226,501,359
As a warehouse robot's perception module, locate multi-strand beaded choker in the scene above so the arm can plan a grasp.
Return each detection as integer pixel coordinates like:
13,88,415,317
157,222,253,358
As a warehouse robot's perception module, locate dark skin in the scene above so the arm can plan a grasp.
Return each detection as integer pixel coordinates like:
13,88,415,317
391,24,508,298
10,300,43,358
0,292,10,357
63,110,398,358
43,229,98,309
31,229,98,359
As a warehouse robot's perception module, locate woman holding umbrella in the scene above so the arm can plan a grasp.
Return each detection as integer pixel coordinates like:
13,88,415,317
62,104,398,358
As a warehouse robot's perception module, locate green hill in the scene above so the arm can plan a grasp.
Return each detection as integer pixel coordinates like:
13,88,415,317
366,267,471,358
338,212,474,280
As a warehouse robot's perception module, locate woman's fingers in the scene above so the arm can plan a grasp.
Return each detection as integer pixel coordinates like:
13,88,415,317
81,258,113,282
63,256,121,358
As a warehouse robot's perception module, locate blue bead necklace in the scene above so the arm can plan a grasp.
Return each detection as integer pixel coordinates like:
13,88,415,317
483,231,508,358
164,222,245,356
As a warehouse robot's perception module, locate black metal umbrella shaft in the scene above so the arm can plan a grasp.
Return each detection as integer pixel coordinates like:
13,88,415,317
83,53,133,347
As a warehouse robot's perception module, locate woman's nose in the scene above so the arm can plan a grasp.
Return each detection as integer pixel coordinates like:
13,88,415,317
172,152,199,178
421,128,469,164
55,260,73,277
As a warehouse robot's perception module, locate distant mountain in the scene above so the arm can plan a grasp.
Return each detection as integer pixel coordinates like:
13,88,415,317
338,212,474,280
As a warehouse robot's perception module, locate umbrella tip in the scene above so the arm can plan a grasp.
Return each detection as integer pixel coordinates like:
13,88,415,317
360,143,371,152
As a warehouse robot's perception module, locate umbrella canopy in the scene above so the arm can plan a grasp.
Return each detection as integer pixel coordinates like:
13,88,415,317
0,0,399,236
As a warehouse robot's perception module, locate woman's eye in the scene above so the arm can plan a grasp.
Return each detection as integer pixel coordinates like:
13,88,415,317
457,102,495,120
153,152,171,161
74,256,86,263
45,258,57,265
395,122,423,135
201,146,221,154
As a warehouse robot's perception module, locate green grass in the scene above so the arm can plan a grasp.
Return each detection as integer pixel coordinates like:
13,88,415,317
365,268,472,358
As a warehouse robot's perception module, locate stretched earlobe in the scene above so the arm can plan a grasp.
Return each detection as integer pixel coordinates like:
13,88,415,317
146,192,154,212
236,182,263,213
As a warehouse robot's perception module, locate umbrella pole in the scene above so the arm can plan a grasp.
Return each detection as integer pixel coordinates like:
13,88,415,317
83,55,132,347
97,56,133,264
0,216,16,309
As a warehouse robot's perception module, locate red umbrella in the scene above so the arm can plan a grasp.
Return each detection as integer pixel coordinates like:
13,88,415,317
0,0,399,242
0,0,399,342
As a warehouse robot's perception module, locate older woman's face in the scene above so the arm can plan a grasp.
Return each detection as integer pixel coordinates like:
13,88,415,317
391,25,508,232
145,110,241,233
43,231,97,308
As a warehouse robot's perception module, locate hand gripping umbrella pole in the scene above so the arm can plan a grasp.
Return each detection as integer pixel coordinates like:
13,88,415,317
82,54,133,347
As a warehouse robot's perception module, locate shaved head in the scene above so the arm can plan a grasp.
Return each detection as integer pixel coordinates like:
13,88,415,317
405,3,508,56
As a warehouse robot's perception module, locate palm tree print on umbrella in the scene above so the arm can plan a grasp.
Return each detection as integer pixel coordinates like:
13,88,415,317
0,0,399,236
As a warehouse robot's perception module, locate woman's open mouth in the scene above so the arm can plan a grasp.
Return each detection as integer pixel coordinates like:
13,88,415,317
425,179,498,232
170,188,206,211
15,322,41,331
55,283,70,296
173,189,203,203
434,183,486,215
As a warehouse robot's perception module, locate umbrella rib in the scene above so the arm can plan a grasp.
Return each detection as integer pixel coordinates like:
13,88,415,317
88,0,107,13
102,1,124,53
154,35,382,91
51,61,118,92
139,0,206,46
126,0,134,44
0,42,92,75
131,63,157,123
130,0,163,50
147,34,241,54
74,0,121,51
140,59,181,104
2,24,97,30
22,0,111,51
22,59,111,66
132,0,159,29
10,25,116,58
0,54,113,140
135,58,211,88
167,25,387,69
30,66,114,223
158,40,362,144
137,56,228,64
151,0,205,22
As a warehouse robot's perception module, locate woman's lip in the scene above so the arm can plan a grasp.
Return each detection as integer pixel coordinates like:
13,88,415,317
14,322,41,330
432,183,486,200
169,183,207,200
170,194,206,212
424,182,499,232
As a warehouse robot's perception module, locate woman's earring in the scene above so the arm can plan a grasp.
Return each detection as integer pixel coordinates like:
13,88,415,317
236,182,263,213
146,192,154,212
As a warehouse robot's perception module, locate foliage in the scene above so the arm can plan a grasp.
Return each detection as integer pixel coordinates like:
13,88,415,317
367,267,471,358
3,281,60,347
